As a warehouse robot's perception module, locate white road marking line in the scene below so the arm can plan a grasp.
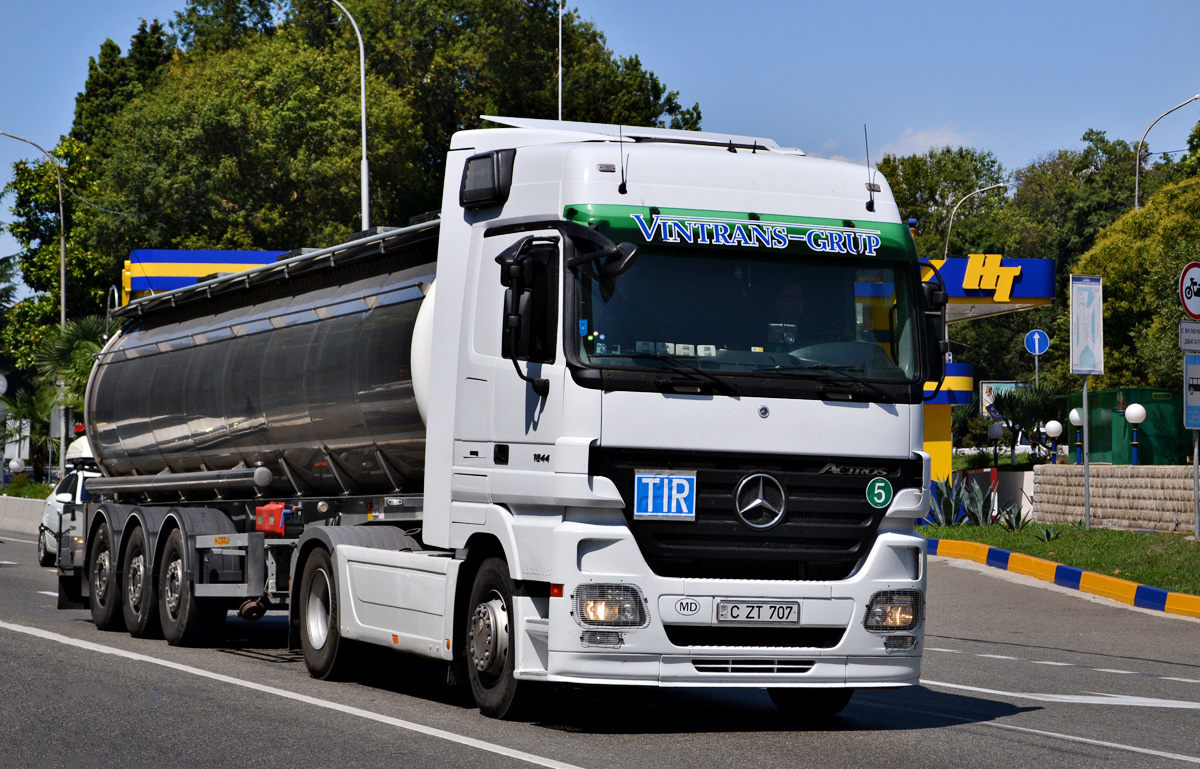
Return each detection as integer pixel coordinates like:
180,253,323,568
861,700,1200,765
922,679,1200,709
933,648,1197,684
37,591,57,598
1,537,38,545
0,620,585,769
0,561,19,566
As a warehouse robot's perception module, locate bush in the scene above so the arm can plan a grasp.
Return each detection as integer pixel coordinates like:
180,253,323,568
2,474,53,500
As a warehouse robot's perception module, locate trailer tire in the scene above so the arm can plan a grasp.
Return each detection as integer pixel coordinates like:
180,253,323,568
158,528,222,646
768,687,854,719
88,520,125,631
299,548,349,680
121,526,160,638
465,557,530,720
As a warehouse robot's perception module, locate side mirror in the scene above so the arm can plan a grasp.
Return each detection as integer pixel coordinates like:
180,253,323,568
56,492,73,504
921,279,948,389
496,235,558,397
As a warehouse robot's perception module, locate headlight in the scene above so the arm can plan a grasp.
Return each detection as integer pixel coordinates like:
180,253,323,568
573,584,648,628
864,590,923,633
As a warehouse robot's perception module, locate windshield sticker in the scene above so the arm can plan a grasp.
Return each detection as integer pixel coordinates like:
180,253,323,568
579,319,588,336
628,213,882,256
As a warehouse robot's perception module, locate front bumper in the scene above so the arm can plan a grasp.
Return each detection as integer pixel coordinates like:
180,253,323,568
520,514,926,687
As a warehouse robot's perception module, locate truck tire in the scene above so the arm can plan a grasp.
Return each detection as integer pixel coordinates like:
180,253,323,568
88,520,125,631
768,687,854,719
465,557,530,719
121,526,160,638
299,548,350,680
158,528,223,646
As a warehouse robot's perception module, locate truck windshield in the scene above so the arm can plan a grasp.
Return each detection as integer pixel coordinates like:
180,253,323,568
573,246,919,383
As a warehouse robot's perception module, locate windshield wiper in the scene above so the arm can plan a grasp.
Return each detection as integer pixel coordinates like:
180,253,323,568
765,361,893,402
605,352,740,396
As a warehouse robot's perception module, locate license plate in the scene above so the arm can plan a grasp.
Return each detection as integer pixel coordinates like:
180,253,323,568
717,601,799,625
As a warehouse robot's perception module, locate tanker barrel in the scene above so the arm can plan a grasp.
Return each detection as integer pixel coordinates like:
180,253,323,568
85,466,274,496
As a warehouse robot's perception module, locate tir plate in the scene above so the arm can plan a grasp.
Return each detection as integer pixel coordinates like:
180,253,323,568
716,600,799,625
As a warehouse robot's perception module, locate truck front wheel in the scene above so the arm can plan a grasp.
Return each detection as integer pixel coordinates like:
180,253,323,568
465,558,529,719
299,548,349,679
88,520,125,631
158,528,222,646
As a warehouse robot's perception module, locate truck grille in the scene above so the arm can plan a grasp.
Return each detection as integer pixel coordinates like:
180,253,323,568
591,448,922,581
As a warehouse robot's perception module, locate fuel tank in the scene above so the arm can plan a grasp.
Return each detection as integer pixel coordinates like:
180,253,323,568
85,230,438,497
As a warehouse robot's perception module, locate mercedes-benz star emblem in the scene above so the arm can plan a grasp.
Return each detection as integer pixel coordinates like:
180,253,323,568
734,473,787,529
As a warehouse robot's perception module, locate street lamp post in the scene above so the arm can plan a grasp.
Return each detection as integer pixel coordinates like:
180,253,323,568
1126,403,1147,466
0,130,68,476
1069,408,1083,466
1045,420,1063,465
943,182,1014,261
1134,94,1200,210
330,0,370,232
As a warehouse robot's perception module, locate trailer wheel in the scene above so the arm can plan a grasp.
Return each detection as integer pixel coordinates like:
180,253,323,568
768,687,854,719
88,520,125,631
299,548,349,680
465,557,529,719
158,528,222,646
121,526,160,638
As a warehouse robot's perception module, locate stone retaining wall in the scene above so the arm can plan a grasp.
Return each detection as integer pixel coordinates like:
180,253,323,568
1033,464,1199,531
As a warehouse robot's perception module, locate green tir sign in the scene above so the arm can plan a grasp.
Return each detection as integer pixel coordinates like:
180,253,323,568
866,477,894,509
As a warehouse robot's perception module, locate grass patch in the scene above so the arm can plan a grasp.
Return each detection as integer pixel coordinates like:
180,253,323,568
951,452,1047,471
920,524,1200,596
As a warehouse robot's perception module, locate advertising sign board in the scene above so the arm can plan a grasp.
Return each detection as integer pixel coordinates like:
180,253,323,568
1070,275,1103,375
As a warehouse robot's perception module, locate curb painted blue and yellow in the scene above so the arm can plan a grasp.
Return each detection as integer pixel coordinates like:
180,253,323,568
928,539,1200,619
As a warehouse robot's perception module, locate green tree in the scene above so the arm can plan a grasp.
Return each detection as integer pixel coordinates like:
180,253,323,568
1042,180,1200,391
71,21,175,147
34,316,108,411
876,145,1008,259
174,0,279,52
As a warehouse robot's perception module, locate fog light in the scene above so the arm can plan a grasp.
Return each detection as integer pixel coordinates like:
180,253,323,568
580,630,624,648
864,590,923,633
884,634,918,651
573,584,648,628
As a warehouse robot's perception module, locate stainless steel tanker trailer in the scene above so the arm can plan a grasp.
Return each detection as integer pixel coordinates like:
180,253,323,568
58,117,943,720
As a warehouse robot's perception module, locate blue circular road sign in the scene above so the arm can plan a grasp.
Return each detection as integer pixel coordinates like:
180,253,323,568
1024,329,1049,356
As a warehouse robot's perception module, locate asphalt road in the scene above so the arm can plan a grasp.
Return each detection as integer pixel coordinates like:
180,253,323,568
1,528,1198,769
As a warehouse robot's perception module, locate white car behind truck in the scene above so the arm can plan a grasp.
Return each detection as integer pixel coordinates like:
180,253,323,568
38,439,99,567
60,117,946,719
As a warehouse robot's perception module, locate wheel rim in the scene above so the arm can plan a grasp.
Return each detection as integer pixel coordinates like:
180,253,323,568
93,548,110,603
469,590,509,679
306,568,332,651
127,552,146,610
164,558,183,618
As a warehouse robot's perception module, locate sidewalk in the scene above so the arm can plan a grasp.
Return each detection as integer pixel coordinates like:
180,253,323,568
928,538,1200,619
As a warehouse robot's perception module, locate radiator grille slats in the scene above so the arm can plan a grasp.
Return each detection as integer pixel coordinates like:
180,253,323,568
592,448,923,581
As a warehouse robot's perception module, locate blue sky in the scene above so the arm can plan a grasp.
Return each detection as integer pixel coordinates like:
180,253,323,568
3,0,1200,263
